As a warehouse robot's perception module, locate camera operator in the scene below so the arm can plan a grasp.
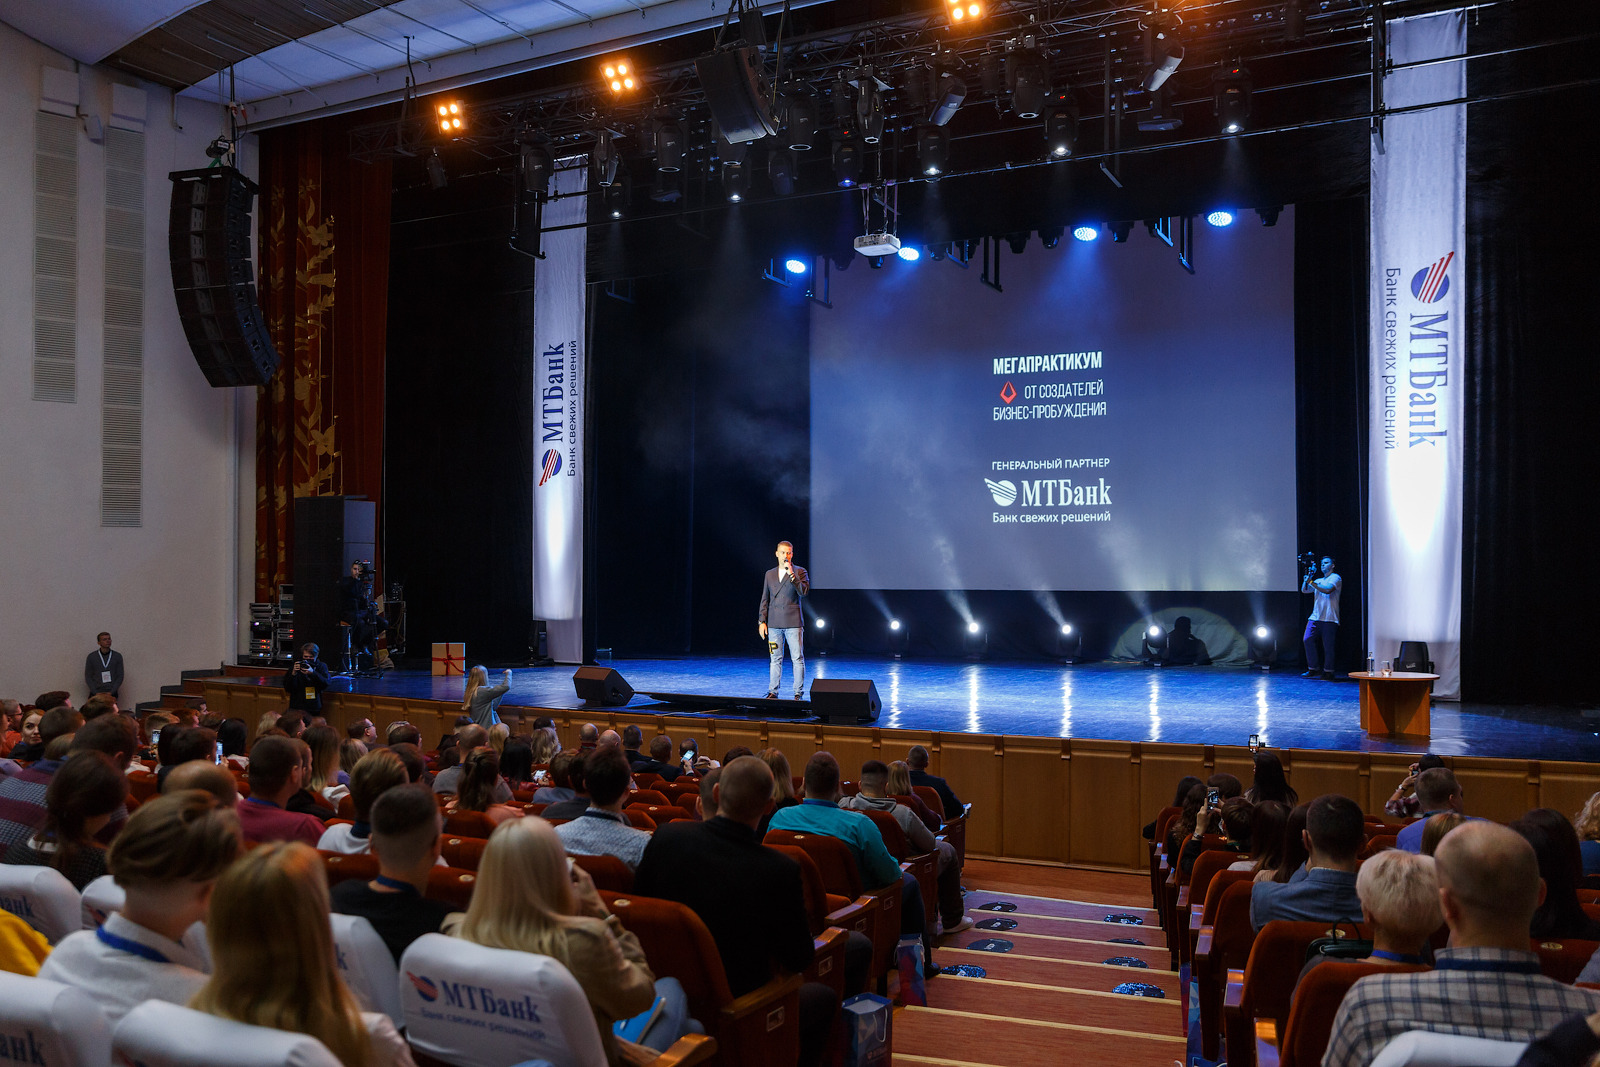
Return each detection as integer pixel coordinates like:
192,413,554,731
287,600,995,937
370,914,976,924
1300,553,1342,680
337,560,389,674
282,642,331,713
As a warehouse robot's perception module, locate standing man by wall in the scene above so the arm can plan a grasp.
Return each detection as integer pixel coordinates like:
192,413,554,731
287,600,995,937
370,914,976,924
1301,555,1342,680
85,632,124,702
758,541,810,700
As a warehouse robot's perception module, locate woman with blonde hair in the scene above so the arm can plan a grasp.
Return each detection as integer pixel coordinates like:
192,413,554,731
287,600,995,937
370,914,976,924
304,725,350,803
339,738,367,778
887,760,942,832
462,666,513,729
449,818,695,1064
1574,793,1600,877
755,748,797,837
254,711,281,744
192,841,414,1066
528,728,561,768
447,748,523,826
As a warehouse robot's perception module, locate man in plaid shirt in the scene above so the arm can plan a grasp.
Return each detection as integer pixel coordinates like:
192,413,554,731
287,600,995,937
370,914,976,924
1323,820,1600,1067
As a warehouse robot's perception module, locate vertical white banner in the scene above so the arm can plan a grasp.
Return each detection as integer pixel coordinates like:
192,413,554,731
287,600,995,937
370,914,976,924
532,158,588,663
1369,11,1466,698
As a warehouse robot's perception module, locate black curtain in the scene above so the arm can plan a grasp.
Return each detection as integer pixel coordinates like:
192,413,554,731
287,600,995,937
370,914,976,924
1460,5,1600,705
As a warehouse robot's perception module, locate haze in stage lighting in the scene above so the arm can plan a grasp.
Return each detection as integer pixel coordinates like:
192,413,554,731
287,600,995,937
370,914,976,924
889,619,902,631
898,246,921,261
1207,210,1235,227
785,258,808,274
1073,225,1098,242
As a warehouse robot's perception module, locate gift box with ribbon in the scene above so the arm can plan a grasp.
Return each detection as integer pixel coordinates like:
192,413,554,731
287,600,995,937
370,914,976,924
430,642,466,676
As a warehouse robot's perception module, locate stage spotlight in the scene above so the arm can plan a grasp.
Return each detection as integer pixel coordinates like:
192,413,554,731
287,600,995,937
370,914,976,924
1143,623,1168,665
858,81,885,143
1109,221,1133,242
963,621,987,660
653,117,684,172
928,65,967,126
785,258,807,274
833,137,862,188
1037,225,1063,249
1248,626,1276,671
1137,85,1183,132
967,621,981,634
1206,209,1235,227
1006,48,1049,119
887,618,907,659
425,150,447,189
1257,205,1283,226
815,617,827,629
602,59,637,94
723,160,748,202
1005,231,1030,255
1073,225,1099,242
520,139,554,200
812,615,834,655
1043,91,1078,158
1214,64,1252,134
1141,14,1184,93
436,100,466,137
945,0,983,23
889,619,902,631
917,123,949,178
603,182,627,219
768,145,796,195
783,93,817,151
592,135,620,187
898,246,921,261
1056,622,1082,662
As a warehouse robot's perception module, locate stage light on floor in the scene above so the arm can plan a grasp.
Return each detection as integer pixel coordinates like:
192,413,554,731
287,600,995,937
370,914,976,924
963,621,987,660
1057,622,1082,663
888,618,907,659
967,621,981,634
1062,624,1074,636
815,618,827,629
1143,624,1168,666
1248,626,1276,671
897,246,921,261
889,619,902,631
1206,210,1235,227
785,258,807,274
1073,225,1098,242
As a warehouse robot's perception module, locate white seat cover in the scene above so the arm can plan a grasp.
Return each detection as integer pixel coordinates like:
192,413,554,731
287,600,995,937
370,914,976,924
399,932,608,1067
0,971,112,1066
113,1000,343,1067
1369,1029,1530,1067
330,913,402,1025
0,864,82,944
80,873,125,928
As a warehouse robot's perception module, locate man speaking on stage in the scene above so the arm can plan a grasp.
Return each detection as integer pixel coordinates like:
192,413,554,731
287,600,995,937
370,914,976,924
758,541,810,700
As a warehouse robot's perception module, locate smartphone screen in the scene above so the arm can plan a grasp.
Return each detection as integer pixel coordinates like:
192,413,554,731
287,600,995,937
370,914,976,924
1249,734,1260,750
1206,789,1221,808
214,741,224,764
151,728,162,746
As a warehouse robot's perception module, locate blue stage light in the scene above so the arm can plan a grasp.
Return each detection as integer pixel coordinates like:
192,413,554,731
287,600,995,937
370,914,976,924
1206,210,1235,227
898,246,921,261
784,258,808,274
1072,225,1098,242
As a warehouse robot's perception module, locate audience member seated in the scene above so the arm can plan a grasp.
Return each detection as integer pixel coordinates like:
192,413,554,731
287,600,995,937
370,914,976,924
578,722,600,750
1396,768,1468,852
528,727,561,769
677,738,699,774
320,749,410,854
386,720,422,749
757,748,800,838
906,745,963,820
887,760,942,832
284,738,336,822
80,693,118,721
1384,753,1447,819
7,709,46,763
340,737,366,779
631,735,684,782
216,717,250,772
1515,1008,1600,1067
304,724,349,803
236,736,327,846
533,749,580,805
347,718,377,745
1,750,126,888
447,747,525,827
33,691,71,713
500,737,534,787
162,761,238,806
0,706,81,830
1511,808,1600,941
1165,782,1208,862
39,790,241,1022
1245,750,1299,806
1324,821,1600,1067
446,817,695,1066
276,710,308,740
541,752,594,821
769,751,934,974
0,699,22,757
388,742,428,785
431,726,512,803
1231,800,1288,873
1178,795,1253,878
1250,794,1364,931
1575,793,1600,878
1420,811,1465,857
155,726,218,791
253,711,281,744
1144,776,1203,840
330,784,455,964
843,759,971,935
636,754,867,1067
193,841,414,1065
1300,850,1440,983
555,746,649,867
621,725,645,767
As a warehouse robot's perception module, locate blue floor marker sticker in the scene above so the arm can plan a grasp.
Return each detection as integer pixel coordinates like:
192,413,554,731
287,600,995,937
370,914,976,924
975,917,1018,931
976,901,1018,912
967,938,1014,953
1112,982,1166,997
1105,913,1145,925
940,964,988,978
1103,956,1150,968
1108,937,1146,945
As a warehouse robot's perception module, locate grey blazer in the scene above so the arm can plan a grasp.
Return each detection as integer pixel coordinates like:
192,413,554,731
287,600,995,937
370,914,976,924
759,566,810,629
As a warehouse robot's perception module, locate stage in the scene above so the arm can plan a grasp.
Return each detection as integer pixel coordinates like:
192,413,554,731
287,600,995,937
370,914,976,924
244,655,1600,761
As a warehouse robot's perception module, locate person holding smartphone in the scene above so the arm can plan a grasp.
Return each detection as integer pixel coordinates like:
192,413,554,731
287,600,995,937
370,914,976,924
1384,753,1445,818
281,643,331,714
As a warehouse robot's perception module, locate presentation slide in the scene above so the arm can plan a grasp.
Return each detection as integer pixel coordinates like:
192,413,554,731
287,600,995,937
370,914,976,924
810,210,1298,592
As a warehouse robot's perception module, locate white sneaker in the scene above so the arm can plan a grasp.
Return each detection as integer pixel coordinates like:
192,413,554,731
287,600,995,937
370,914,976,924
942,916,974,936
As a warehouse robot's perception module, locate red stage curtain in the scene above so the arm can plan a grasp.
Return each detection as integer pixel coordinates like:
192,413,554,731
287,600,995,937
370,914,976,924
255,116,392,600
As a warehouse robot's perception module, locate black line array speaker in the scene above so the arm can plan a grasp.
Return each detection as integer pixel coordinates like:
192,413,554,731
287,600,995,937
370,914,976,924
810,678,881,725
695,47,778,143
168,167,281,388
293,497,376,664
573,666,635,707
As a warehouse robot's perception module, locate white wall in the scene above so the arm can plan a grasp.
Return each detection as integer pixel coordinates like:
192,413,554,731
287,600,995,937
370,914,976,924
0,20,258,708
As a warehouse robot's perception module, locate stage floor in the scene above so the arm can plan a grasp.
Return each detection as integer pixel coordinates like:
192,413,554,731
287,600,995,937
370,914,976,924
249,654,1600,761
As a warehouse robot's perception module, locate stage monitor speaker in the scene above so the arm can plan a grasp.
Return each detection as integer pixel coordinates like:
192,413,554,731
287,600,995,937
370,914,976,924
810,678,881,725
168,167,281,388
292,497,376,666
574,666,634,706
695,47,778,143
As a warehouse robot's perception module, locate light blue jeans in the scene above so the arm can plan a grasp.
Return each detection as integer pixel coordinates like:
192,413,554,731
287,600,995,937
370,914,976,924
768,626,805,697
